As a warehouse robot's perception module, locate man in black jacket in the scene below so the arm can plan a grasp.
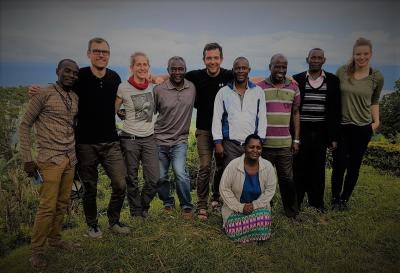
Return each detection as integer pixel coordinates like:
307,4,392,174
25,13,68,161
293,48,341,212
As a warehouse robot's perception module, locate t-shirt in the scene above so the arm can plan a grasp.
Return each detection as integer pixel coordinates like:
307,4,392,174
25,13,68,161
117,81,156,137
154,79,196,145
257,78,301,148
336,65,384,126
240,171,261,203
74,67,121,144
186,68,233,131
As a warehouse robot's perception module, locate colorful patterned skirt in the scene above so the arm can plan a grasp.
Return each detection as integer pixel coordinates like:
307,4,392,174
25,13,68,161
224,208,272,243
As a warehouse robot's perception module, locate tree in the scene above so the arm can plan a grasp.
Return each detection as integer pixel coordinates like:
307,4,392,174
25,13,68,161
380,79,400,141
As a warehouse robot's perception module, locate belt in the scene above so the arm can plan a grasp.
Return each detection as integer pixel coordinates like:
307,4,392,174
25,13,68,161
225,139,244,146
119,134,153,140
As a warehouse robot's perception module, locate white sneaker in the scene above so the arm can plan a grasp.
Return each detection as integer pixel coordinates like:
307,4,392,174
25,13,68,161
88,225,103,239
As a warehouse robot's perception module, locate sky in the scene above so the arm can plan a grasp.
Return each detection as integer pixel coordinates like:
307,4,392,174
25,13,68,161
0,0,399,91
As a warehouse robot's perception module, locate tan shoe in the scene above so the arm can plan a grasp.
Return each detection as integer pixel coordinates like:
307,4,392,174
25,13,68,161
182,208,193,220
48,240,82,251
30,253,47,269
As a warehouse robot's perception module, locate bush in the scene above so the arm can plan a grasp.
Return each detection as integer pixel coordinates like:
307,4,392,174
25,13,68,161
364,142,400,176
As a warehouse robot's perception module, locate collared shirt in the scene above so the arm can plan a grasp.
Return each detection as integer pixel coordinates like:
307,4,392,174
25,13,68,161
212,81,267,144
19,84,79,165
153,79,196,145
306,70,326,88
257,78,300,148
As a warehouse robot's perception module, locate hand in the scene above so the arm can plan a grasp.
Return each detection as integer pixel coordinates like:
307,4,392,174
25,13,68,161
28,85,41,95
291,142,300,154
24,161,38,177
328,141,338,151
215,143,224,159
117,109,126,120
243,203,254,214
371,122,379,133
287,75,298,85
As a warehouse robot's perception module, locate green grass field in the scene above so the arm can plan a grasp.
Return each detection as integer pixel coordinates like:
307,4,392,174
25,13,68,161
0,165,399,273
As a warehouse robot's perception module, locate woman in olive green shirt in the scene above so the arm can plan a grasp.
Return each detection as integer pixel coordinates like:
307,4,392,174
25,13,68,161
331,37,384,210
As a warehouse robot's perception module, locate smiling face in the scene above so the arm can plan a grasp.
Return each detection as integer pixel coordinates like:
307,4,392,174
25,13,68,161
233,58,250,85
168,59,186,86
57,60,79,89
307,49,325,73
87,41,110,70
130,55,150,82
353,45,372,69
269,55,287,84
203,48,223,76
244,138,262,161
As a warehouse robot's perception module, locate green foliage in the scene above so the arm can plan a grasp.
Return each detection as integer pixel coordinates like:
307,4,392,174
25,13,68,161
0,166,399,273
380,79,400,141
364,141,400,176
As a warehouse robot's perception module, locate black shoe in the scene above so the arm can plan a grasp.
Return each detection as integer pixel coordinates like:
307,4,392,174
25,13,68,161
339,199,349,211
142,210,149,218
331,199,340,210
316,207,327,214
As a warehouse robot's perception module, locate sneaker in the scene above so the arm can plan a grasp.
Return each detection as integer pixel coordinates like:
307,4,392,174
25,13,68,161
48,240,81,251
30,253,47,269
182,208,193,220
88,225,103,239
110,222,130,235
164,206,174,214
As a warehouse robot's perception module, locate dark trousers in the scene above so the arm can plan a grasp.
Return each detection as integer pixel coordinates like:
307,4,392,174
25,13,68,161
120,135,159,216
262,147,298,218
195,130,224,209
331,124,372,202
77,142,127,226
294,125,327,209
222,140,245,169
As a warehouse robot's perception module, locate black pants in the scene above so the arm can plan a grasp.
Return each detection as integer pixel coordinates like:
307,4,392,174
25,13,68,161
294,125,327,209
331,124,372,202
77,142,127,226
262,147,298,218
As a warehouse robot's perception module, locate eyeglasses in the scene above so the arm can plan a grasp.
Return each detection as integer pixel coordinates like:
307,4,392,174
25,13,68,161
90,49,110,56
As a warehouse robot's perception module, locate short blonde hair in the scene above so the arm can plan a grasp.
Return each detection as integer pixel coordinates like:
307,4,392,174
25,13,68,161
130,52,150,66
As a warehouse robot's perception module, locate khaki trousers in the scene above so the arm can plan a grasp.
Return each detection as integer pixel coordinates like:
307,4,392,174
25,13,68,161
31,157,74,255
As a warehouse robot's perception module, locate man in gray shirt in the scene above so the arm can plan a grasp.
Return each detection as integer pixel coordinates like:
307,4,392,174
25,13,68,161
154,56,196,219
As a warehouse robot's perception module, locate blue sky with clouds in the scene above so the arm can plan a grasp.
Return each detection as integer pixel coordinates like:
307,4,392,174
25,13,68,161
0,0,399,90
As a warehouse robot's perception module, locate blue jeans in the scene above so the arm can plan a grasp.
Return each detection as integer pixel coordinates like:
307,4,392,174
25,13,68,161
157,143,193,210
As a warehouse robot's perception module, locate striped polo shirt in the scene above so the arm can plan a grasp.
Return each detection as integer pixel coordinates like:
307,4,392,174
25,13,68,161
257,78,300,148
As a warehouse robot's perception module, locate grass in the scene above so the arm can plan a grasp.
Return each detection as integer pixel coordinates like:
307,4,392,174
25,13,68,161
0,165,399,273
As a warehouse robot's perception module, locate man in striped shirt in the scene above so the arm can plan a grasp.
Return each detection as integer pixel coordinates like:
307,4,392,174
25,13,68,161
257,54,300,220
293,48,341,212
20,59,80,269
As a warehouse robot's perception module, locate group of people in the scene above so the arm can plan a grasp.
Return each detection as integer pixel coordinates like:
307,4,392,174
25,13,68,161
19,37,383,268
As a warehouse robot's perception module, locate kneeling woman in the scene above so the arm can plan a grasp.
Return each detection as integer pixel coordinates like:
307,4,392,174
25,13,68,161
219,134,277,243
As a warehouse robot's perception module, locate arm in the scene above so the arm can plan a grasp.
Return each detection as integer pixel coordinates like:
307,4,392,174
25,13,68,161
252,163,277,209
19,94,44,175
257,88,267,141
328,76,342,150
291,105,300,154
115,96,123,114
371,104,380,132
219,163,245,213
212,90,224,158
370,73,384,132
28,85,41,96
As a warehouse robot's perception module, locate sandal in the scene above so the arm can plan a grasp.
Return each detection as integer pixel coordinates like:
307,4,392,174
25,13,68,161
197,209,208,220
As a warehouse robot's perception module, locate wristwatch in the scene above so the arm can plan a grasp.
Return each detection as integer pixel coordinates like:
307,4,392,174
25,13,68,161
293,139,301,144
